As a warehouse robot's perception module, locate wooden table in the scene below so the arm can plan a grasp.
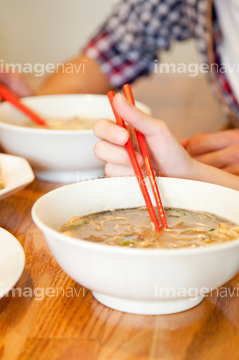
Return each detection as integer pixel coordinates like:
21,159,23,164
1,75,238,360
0,178,239,360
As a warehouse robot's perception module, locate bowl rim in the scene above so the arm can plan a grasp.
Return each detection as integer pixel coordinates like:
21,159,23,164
0,93,151,135
31,177,239,256
0,121,94,134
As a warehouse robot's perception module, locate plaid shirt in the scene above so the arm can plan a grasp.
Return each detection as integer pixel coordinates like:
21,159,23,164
84,0,239,125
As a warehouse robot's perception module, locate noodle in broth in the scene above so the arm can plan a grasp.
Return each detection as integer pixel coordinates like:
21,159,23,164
15,117,97,130
59,207,239,249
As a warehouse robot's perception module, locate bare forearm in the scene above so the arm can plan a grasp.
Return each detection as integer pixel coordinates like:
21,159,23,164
36,54,112,95
189,159,239,191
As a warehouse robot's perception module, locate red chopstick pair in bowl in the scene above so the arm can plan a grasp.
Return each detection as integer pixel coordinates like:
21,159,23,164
0,83,47,126
107,84,168,232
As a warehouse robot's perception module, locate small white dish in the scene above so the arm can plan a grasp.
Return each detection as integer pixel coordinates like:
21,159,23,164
0,227,25,298
0,153,35,201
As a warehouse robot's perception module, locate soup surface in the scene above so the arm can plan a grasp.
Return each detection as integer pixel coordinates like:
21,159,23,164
59,207,239,248
15,117,97,130
0,177,4,190
0,172,4,190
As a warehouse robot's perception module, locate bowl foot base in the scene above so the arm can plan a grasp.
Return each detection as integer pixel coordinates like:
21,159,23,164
93,292,204,315
34,168,105,183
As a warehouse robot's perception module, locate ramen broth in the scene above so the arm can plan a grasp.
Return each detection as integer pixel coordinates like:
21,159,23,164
0,177,4,190
16,117,97,130
59,207,239,248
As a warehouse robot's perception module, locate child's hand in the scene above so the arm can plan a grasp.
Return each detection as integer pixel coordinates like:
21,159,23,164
181,130,239,176
94,93,195,179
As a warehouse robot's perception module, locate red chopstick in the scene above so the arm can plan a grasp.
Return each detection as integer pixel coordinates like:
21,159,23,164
123,84,168,229
107,90,161,232
0,83,47,126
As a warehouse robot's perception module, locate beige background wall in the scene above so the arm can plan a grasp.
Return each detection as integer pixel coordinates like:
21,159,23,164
0,0,199,67
0,1,226,138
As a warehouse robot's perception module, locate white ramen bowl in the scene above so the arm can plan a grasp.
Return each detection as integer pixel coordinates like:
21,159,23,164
0,94,150,183
32,177,239,315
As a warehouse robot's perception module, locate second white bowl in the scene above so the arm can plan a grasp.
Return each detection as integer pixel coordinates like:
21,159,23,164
0,94,150,183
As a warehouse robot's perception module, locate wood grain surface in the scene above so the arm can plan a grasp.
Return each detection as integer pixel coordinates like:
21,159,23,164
0,75,238,360
1,179,239,360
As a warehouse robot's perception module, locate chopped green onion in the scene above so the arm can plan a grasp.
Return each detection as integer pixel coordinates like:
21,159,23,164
120,240,135,246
